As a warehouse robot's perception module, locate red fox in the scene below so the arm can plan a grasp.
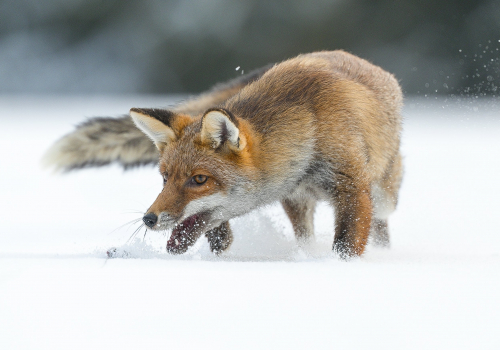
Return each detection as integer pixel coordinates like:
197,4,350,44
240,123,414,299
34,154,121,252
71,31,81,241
45,51,403,259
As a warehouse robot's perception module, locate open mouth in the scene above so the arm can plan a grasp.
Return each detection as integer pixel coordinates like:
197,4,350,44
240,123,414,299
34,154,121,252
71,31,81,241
166,213,208,254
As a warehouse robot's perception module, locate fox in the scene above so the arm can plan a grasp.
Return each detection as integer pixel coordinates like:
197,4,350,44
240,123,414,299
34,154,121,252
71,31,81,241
44,50,403,259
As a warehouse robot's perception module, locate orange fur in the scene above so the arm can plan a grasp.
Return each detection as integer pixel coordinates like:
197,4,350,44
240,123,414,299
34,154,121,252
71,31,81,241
131,50,403,258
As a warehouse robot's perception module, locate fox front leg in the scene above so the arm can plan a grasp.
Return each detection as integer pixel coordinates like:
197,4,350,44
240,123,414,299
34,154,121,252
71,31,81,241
205,221,233,255
332,182,372,259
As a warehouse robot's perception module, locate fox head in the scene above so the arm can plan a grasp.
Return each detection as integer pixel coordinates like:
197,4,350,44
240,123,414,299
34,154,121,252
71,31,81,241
130,107,256,254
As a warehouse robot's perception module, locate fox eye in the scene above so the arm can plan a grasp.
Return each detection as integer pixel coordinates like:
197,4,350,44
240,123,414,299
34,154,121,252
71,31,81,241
192,174,208,185
162,173,168,185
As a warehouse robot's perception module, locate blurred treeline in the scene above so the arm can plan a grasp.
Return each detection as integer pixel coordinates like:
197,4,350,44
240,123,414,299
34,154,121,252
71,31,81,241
1,0,499,96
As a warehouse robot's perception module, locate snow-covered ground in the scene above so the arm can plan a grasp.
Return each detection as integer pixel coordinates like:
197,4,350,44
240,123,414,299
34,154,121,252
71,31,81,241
0,95,499,349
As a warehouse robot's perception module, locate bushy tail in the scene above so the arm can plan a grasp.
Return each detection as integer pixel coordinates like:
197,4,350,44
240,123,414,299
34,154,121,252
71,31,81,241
43,64,272,171
43,116,158,171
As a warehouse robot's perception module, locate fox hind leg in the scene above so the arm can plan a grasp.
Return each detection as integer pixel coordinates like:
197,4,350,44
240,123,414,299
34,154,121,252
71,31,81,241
370,218,390,247
281,195,316,246
370,152,403,248
205,221,233,255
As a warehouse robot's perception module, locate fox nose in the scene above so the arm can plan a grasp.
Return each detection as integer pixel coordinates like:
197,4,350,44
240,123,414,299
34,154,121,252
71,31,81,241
143,213,158,228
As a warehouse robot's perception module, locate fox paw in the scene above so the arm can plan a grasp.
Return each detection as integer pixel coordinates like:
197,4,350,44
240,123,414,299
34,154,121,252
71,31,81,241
333,241,360,261
205,221,233,255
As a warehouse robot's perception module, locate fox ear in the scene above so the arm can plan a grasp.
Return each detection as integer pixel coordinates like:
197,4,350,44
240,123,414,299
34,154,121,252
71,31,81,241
201,108,246,151
130,108,190,152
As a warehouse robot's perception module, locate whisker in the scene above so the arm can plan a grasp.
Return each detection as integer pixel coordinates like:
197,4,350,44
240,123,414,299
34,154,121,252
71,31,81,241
108,218,143,235
127,223,145,244
143,228,148,240
121,210,146,215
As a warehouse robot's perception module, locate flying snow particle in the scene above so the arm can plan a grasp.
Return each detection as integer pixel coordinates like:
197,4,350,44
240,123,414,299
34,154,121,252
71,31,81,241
235,66,240,71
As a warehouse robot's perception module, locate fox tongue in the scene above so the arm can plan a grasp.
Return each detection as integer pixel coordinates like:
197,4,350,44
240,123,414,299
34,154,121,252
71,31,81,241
167,215,201,254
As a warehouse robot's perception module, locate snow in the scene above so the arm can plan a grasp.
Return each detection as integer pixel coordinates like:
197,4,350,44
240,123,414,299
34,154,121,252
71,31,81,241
0,95,499,349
